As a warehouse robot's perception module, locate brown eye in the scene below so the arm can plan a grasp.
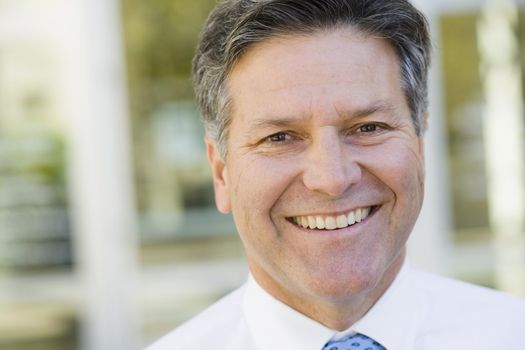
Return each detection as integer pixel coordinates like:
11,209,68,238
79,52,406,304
359,124,378,133
268,132,289,142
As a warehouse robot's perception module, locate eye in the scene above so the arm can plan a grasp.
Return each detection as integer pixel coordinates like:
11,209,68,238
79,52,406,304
255,130,303,154
354,122,392,135
358,123,379,133
266,131,291,143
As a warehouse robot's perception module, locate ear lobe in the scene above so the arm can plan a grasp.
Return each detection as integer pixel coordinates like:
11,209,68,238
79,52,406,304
421,111,429,134
419,112,429,156
417,113,428,180
206,137,232,213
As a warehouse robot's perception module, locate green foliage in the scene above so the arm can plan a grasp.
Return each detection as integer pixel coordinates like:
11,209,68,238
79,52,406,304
440,14,483,119
123,0,217,110
122,0,217,211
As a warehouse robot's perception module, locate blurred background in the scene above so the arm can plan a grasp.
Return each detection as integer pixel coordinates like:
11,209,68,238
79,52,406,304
0,0,524,349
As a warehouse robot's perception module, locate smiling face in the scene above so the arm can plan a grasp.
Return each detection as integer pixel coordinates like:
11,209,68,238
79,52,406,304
207,29,426,314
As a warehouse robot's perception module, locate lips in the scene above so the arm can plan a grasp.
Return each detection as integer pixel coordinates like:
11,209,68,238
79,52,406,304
290,206,374,230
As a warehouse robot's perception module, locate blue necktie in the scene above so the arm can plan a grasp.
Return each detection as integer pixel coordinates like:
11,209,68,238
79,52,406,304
322,333,386,350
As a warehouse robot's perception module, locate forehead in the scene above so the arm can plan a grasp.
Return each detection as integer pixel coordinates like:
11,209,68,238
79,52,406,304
226,29,406,122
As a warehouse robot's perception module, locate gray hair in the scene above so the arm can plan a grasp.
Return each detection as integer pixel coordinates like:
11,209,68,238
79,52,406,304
192,0,431,158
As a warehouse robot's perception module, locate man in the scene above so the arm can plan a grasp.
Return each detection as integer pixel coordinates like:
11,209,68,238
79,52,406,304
147,0,525,349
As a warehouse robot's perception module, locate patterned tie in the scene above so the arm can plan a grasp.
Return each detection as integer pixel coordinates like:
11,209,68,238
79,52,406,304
322,332,386,350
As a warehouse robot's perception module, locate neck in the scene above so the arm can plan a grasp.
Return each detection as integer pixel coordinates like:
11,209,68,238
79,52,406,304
250,251,405,331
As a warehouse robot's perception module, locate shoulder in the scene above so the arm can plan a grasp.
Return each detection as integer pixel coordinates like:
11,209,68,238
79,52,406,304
410,267,525,309
144,286,249,350
408,268,525,341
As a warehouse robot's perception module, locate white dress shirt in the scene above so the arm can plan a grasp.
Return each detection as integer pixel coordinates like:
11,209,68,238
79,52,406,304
145,261,525,350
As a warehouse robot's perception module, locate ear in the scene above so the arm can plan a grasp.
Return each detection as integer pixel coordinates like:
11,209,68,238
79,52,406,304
206,137,232,213
418,112,429,155
421,111,429,135
417,112,428,179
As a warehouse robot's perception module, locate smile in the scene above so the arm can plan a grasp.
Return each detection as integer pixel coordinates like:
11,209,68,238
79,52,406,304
290,206,374,230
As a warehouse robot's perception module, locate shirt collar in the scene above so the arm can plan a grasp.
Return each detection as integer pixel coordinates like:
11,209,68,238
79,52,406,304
352,260,425,349
242,260,423,350
243,275,334,350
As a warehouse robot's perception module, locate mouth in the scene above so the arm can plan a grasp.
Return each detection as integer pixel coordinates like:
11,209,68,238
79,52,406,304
287,206,378,231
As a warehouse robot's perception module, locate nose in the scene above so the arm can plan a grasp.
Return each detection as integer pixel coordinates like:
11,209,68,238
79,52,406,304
302,132,362,197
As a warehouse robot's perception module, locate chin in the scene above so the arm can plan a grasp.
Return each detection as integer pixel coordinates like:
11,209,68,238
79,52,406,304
297,262,384,301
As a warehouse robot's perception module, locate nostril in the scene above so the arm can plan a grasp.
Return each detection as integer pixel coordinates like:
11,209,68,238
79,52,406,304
302,141,362,196
303,162,361,197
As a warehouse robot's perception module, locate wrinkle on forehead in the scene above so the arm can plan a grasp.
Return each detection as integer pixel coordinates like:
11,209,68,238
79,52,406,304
227,30,405,116
229,28,397,79
245,100,401,132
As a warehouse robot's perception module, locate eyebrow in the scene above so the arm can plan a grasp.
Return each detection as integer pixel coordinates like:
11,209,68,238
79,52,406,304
248,100,398,131
343,101,398,119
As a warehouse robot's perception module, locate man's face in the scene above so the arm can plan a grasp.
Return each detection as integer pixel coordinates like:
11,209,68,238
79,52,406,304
207,29,425,306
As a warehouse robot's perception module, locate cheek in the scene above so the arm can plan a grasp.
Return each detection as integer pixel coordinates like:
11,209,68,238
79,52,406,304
380,140,423,184
362,142,425,210
228,156,298,227
228,156,300,270
392,155,424,196
389,152,425,236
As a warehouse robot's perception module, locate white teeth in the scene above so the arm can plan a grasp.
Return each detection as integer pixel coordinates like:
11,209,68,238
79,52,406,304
292,206,373,230
336,215,347,228
347,211,356,225
355,208,362,223
316,216,325,229
300,216,308,228
308,216,316,229
325,217,337,230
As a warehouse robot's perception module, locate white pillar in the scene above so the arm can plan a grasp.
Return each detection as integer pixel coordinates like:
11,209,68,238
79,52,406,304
61,0,139,349
478,0,525,296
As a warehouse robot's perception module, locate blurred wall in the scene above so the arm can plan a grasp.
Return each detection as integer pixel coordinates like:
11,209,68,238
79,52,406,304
0,1,524,349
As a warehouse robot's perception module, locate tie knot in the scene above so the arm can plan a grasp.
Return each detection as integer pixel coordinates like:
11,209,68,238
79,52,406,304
322,332,386,350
